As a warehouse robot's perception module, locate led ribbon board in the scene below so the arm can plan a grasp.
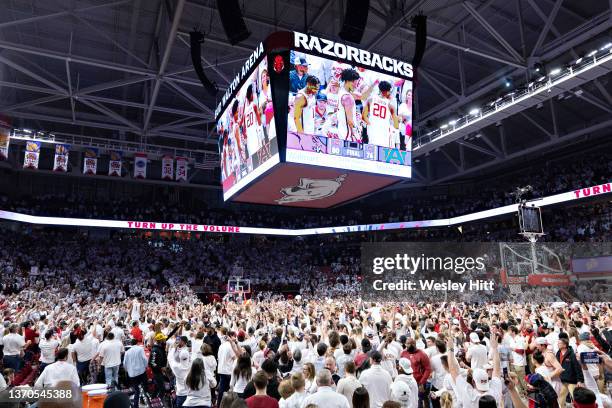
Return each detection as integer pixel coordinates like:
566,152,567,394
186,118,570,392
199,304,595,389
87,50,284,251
1,182,609,235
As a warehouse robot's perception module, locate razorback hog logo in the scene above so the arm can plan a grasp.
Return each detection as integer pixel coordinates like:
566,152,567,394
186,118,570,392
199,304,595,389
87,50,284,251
276,174,347,204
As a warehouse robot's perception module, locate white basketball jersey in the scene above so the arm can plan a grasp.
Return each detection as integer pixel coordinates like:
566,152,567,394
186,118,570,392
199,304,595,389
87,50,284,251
297,90,316,135
325,91,339,116
244,101,261,156
337,89,357,141
231,123,242,166
368,95,393,147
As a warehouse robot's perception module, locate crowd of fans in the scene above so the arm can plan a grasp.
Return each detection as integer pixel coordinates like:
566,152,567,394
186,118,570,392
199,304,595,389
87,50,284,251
0,147,610,407
0,193,610,407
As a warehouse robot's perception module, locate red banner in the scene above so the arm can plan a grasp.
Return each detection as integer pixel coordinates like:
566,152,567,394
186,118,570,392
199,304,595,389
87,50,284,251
527,274,572,286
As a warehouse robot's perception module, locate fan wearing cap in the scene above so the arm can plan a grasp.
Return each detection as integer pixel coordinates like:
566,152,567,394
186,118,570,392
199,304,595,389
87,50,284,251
532,337,564,394
466,332,488,370
289,56,310,94
390,358,418,408
446,330,503,408
358,351,393,408
148,332,168,398
577,331,601,385
314,93,328,134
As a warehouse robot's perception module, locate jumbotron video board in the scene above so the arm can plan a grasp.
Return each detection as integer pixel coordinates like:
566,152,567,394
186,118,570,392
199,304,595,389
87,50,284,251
215,31,413,208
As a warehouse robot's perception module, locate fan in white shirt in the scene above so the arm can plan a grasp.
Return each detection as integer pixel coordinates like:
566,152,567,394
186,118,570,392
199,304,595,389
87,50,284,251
38,330,60,366
466,332,488,370
391,358,418,408
300,369,349,408
35,348,79,388
358,351,393,408
446,331,503,408
283,372,308,408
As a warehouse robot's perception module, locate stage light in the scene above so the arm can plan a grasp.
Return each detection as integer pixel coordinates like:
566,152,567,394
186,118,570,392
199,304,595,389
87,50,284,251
534,63,544,73
528,82,534,88
448,119,457,125
537,76,547,82
575,57,583,64
601,43,612,50
587,50,597,57
504,78,512,87
549,68,561,75
440,124,449,129
469,108,480,115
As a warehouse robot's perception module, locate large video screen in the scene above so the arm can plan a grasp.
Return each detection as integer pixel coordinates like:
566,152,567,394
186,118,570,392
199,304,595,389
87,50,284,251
217,57,279,200
285,52,412,177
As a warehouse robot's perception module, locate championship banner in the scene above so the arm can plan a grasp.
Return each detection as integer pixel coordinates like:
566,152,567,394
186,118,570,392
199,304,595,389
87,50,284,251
134,153,147,179
161,154,174,180
23,140,41,169
53,144,70,172
109,151,122,177
0,128,9,160
83,147,98,175
175,156,188,182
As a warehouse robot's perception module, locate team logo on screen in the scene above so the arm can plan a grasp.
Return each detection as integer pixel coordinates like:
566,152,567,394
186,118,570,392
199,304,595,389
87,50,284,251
273,55,284,73
276,174,347,204
379,147,409,165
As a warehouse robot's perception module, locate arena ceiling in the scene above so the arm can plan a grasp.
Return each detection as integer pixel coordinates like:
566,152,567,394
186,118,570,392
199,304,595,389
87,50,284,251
0,0,610,187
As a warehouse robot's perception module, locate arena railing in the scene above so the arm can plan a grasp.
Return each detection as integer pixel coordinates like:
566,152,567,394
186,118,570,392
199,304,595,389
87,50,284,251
413,42,612,154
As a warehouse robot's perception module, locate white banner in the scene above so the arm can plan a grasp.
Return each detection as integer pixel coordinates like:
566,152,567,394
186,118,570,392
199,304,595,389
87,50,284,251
23,140,41,169
83,157,97,174
134,153,147,179
53,144,69,172
175,157,187,181
109,151,122,177
161,155,174,180
83,148,98,175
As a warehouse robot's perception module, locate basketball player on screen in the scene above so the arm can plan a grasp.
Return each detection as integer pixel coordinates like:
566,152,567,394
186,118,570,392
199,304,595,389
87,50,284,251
293,75,321,135
362,81,399,148
231,100,246,163
244,84,264,158
337,68,361,142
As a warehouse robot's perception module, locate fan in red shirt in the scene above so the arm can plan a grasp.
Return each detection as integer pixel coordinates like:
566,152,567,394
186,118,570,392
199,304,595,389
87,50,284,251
23,321,39,353
130,321,143,344
400,338,431,387
246,371,279,408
